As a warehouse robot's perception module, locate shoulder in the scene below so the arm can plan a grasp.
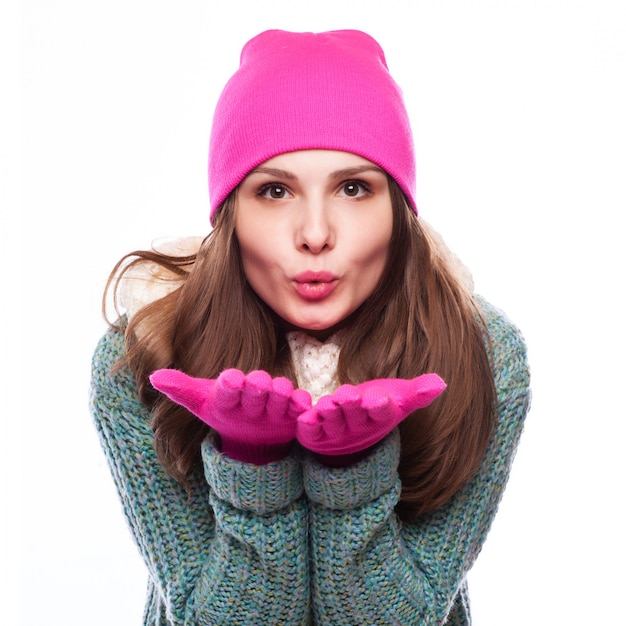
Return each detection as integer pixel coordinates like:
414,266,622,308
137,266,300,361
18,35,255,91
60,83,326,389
89,323,156,453
90,322,143,418
90,323,127,391
475,296,530,394
474,296,531,448
89,323,146,429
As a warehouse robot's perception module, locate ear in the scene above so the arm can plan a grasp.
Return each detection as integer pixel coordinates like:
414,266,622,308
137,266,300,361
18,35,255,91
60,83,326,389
149,369,213,417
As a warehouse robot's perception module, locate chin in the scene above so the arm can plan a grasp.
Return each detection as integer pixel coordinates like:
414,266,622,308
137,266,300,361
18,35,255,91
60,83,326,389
293,318,349,341
276,315,333,338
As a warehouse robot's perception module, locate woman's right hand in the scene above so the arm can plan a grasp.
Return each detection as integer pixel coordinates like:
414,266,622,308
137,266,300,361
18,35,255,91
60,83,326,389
150,368,312,464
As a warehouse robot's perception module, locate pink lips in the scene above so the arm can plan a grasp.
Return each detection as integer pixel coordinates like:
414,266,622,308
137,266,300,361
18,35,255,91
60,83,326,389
294,271,338,301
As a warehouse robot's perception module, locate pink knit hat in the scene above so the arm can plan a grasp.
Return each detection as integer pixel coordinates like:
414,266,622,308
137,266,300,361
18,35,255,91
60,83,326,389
208,29,416,221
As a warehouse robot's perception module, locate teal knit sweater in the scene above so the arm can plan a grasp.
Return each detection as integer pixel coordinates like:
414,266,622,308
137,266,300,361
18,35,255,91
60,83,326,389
90,298,530,625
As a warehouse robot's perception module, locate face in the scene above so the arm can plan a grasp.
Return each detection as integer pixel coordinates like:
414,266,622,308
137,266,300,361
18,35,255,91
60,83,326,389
235,150,393,338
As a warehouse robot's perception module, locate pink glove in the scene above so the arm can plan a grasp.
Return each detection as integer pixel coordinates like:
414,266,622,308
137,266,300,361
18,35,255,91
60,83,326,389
297,373,446,459
149,368,312,464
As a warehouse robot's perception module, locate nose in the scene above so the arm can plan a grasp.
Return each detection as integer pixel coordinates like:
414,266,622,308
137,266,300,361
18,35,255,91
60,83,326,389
296,200,334,254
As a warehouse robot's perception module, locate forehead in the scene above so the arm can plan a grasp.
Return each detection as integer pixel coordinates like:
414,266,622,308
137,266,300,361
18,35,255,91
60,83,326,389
256,149,380,173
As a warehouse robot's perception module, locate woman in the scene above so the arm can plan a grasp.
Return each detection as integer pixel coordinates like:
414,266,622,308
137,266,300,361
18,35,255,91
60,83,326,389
91,29,531,624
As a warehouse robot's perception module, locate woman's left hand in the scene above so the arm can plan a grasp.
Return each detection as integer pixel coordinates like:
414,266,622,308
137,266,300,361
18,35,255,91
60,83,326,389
297,373,446,458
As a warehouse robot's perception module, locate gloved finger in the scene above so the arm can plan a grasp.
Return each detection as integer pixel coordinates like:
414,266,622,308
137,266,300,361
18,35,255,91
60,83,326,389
314,394,349,438
361,386,396,422
331,384,368,426
290,388,312,415
265,376,293,416
215,368,246,411
331,384,361,408
297,407,324,441
240,370,273,415
314,394,343,420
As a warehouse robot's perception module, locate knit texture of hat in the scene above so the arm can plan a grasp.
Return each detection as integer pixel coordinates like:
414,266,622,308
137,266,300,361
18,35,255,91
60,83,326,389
208,29,416,221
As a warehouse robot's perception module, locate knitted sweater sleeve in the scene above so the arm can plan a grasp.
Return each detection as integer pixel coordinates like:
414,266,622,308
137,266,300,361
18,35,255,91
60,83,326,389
89,326,310,625
302,298,531,625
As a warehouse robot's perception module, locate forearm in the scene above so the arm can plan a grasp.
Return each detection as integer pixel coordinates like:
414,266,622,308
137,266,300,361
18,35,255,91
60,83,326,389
197,438,310,625
90,328,310,624
303,432,475,626
303,432,440,625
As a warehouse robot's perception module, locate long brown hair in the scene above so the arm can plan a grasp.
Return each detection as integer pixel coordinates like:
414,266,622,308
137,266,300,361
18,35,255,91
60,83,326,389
104,181,495,520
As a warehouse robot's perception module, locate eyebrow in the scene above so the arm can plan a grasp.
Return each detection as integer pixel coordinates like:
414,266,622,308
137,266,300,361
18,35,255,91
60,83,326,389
330,165,386,179
249,164,386,180
250,167,297,179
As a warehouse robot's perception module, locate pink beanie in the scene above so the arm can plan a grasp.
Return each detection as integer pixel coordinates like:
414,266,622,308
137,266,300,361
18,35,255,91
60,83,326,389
208,29,416,222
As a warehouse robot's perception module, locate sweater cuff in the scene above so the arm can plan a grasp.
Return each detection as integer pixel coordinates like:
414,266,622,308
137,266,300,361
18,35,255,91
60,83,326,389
202,434,303,515
302,429,401,510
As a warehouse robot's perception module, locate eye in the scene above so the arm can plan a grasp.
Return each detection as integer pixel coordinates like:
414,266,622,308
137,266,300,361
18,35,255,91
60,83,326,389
257,183,291,200
339,180,371,198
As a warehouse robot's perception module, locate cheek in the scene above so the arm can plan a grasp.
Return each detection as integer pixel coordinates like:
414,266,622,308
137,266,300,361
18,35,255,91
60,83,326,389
236,215,267,260
239,231,281,270
236,224,289,292
355,221,392,267
236,208,289,260
359,226,393,288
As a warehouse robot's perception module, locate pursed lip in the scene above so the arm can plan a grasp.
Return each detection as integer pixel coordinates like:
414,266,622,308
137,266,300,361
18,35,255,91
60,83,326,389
294,271,337,284
293,271,338,301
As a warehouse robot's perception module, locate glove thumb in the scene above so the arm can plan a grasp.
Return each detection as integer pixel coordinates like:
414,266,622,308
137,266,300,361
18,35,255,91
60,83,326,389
149,369,215,417
399,373,447,412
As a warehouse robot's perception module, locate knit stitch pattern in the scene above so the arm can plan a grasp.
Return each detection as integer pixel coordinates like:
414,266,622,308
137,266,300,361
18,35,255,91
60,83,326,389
90,296,530,624
287,331,343,403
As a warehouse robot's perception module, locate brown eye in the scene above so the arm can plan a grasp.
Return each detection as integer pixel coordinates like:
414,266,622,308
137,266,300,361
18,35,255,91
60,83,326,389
340,181,370,198
258,183,290,199
343,182,360,197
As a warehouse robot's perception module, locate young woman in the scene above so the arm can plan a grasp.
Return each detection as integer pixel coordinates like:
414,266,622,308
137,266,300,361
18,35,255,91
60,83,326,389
90,29,531,625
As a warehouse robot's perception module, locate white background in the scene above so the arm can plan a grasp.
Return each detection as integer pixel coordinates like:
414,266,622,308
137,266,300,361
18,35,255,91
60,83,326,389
7,0,626,623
